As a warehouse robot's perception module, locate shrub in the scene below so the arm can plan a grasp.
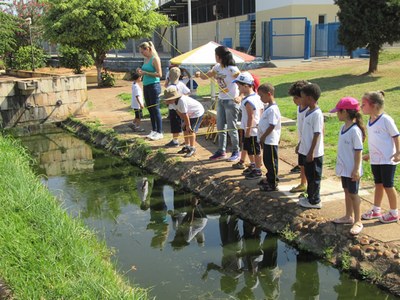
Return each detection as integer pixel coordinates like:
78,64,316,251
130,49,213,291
13,45,47,70
100,69,115,87
59,45,93,74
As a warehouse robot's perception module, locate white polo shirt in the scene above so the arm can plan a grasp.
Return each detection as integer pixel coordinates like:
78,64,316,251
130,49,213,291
240,93,263,137
258,103,281,145
336,123,364,177
176,95,205,118
298,107,324,157
131,82,143,109
367,113,400,165
167,82,190,110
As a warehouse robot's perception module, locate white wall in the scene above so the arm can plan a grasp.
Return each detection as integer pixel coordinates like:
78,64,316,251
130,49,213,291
256,0,334,11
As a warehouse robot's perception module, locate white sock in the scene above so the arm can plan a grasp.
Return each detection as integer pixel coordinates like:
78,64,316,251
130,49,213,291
172,139,178,143
373,206,381,212
390,209,398,216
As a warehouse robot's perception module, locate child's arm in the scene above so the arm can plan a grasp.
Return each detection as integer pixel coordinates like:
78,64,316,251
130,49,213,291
245,103,254,138
177,111,193,133
136,96,144,109
351,150,362,181
306,133,320,162
392,135,400,162
260,124,275,145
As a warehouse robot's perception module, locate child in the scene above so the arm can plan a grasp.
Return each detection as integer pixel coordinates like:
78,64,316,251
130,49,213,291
257,83,281,191
361,91,400,223
164,67,190,148
163,86,204,158
130,72,145,132
232,72,264,179
288,80,309,194
298,83,324,209
330,97,365,235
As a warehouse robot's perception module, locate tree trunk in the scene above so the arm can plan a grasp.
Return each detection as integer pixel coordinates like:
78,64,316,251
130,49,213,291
368,45,380,73
96,63,102,87
95,53,106,87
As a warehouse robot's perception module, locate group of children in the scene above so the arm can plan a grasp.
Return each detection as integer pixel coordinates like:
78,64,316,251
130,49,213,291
130,68,400,236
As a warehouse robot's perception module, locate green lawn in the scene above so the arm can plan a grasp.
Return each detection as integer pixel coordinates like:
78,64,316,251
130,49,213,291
198,49,400,190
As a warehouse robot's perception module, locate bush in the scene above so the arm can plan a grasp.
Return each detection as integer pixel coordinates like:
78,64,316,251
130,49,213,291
59,45,93,74
100,69,115,87
13,46,47,70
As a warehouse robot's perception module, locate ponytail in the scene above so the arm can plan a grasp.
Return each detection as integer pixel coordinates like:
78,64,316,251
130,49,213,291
348,109,366,142
139,41,159,58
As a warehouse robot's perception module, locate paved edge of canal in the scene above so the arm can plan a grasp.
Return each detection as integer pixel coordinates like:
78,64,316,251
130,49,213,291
60,118,400,297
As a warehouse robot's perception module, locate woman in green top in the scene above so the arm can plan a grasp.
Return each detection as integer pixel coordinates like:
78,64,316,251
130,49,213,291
137,41,163,141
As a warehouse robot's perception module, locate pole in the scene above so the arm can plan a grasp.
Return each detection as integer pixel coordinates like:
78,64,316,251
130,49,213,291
188,0,193,91
26,18,35,71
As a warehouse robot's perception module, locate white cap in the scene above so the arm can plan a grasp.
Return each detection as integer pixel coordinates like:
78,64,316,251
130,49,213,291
232,72,254,85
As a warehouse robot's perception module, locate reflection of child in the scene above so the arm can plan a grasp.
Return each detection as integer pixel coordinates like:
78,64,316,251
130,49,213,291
361,91,400,223
137,177,149,210
330,97,365,235
130,72,145,132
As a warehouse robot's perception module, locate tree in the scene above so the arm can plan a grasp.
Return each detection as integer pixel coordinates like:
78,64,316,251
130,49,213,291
0,11,20,60
42,0,174,86
334,0,400,73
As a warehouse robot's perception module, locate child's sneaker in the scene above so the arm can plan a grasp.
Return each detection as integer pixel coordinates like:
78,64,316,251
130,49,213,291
209,151,226,160
184,147,196,158
379,211,399,224
177,146,190,154
232,161,245,169
134,126,145,132
361,209,382,220
290,184,306,193
245,169,262,180
259,183,278,192
242,166,254,176
165,140,179,148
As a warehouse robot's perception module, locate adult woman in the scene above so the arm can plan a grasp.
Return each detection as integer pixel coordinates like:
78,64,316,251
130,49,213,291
196,46,240,161
137,41,163,140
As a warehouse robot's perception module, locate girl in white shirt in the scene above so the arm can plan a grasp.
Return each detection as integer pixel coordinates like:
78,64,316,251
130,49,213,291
361,91,400,223
330,97,365,235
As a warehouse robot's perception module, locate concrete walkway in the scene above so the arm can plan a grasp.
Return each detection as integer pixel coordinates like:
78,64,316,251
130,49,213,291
81,57,400,245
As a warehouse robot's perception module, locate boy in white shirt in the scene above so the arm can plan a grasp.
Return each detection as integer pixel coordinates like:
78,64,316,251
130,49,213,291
163,86,204,158
257,83,281,191
131,72,145,132
298,83,324,209
232,72,264,180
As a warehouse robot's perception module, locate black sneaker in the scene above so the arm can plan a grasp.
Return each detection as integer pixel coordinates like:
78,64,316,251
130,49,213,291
177,146,190,154
184,147,196,158
245,169,262,180
165,140,179,148
290,165,301,173
242,166,254,176
259,183,279,192
232,162,245,169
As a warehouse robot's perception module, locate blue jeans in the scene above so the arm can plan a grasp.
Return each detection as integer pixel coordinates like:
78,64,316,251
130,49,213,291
216,99,240,153
143,83,162,133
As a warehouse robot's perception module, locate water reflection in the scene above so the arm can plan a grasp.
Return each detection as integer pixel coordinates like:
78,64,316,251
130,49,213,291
19,130,397,300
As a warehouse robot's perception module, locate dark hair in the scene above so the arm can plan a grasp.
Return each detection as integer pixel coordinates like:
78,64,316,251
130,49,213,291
288,80,310,97
131,71,140,81
301,83,321,101
346,109,366,142
215,46,236,67
363,90,385,109
258,83,275,95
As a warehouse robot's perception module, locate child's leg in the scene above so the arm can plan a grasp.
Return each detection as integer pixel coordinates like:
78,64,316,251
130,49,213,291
344,189,354,219
349,193,361,223
300,166,307,186
255,154,262,169
385,187,398,210
373,183,384,208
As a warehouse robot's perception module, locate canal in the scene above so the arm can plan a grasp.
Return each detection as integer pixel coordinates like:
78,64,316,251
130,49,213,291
18,127,396,299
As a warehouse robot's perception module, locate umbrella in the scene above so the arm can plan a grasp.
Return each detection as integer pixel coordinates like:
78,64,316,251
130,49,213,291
170,41,255,65
170,41,255,95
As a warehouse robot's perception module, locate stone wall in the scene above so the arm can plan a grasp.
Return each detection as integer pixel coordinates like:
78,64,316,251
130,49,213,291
0,72,88,128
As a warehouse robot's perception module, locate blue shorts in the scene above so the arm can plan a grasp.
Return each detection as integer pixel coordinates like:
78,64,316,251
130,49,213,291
134,109,143,119
183,115,203,133
243,136,261,155
371,164,397,188
341,177,360,194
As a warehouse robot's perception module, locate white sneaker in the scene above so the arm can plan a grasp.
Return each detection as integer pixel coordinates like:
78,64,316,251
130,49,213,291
299,199,322,209
146,131,156,139
150,132,163,141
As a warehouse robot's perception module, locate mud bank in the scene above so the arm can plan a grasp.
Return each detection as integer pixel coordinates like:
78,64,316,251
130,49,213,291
61,118,400,297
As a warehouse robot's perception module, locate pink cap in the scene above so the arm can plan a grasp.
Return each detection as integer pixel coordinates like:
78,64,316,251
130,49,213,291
330,96,360,113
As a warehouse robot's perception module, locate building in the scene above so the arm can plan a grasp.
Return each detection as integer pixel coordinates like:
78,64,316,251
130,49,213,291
157,0,340,59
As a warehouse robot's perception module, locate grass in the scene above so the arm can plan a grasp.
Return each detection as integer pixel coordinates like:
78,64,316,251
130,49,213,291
0,135,148,299
118,93,170,118
199,49,400,191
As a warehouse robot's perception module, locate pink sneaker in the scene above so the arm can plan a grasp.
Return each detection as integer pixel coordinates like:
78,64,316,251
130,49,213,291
361,210,382,220
379,212,399,224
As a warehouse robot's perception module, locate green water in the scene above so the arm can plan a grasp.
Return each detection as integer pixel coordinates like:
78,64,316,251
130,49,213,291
20,129,397,300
